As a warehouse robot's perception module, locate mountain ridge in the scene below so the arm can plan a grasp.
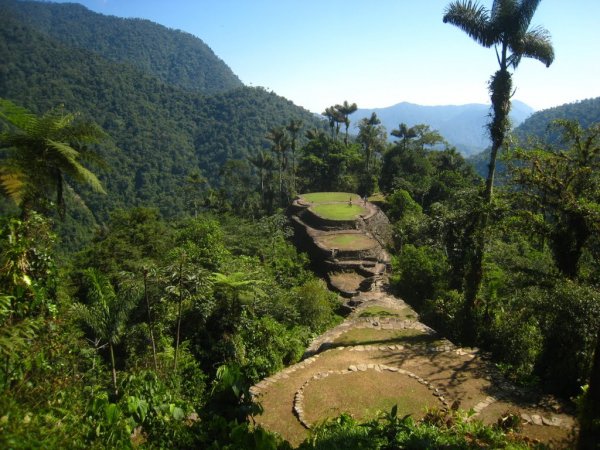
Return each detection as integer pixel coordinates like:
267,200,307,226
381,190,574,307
354,100,534,156
1,0,242,95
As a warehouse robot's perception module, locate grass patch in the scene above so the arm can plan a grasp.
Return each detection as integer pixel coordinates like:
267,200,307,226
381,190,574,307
332,328,438,347
301,192,360,203
329,272,364,291
318,233,376,250
310,203,367,221
368,192,386,203
358,306,400,318
358,306,416,320
303,371,436,424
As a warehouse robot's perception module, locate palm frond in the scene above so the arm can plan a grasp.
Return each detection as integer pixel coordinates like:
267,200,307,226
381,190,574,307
517,0,543,32
0,164,27,205
46,140,106,194
0,99,37,133
490,0,519,36
516,26,554,67
443,0,494,47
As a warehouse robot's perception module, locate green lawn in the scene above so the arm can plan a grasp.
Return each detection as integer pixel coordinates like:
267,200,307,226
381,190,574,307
310,203,367,220
300,192,361,203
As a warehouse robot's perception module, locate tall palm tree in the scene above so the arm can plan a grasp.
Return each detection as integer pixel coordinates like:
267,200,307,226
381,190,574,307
265,126,290,205
322,106,341,140
357,112,384,173
335,101,358,146
0,99,106,218
443,0,554,337
286,119,303,196
249,150,274,210
391,123,417,151
72,269,137,395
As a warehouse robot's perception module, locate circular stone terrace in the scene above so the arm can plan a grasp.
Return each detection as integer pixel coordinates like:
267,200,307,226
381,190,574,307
298,192,371,222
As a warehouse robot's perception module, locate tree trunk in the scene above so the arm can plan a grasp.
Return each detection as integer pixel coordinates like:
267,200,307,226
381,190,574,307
173,262,183,373
578,327,600,449
109,343,118,396
462,67,512,343
144,269,158,371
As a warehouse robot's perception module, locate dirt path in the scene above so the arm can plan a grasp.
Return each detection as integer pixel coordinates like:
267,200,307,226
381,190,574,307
251,285,576,447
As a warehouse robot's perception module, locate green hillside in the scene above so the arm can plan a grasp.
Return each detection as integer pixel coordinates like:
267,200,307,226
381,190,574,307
2,0,242,95
0,0,323,224
513,97,600,142
467,97,600,178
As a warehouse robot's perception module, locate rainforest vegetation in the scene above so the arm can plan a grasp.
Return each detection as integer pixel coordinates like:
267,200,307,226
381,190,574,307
1,0,599,448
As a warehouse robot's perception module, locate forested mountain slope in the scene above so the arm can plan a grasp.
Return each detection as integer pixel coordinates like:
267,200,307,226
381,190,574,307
467,97,600,178
1,0,242,95
513,97,600,142
0,0,323,222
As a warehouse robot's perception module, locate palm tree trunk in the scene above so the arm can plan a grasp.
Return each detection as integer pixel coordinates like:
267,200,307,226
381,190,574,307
173,263,183,373
462,67,512,342
143,269,158,371
109,342,118,396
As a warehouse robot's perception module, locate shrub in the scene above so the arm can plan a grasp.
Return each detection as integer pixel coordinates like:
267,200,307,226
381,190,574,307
391,245,449,309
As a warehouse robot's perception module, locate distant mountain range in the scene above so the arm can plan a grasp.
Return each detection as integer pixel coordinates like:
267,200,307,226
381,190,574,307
354,100,535,156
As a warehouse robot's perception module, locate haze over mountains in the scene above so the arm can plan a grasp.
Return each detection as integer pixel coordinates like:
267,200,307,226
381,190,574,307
354,100,535,156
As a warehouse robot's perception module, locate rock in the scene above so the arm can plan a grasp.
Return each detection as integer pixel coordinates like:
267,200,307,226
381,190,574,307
357,364,368,371
520,413,532,424
349,365,358,372
531,414,543,426
542,416,562,427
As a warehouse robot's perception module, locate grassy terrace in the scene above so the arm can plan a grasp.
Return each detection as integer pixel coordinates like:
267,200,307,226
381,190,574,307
317,233,376,250
310,203,367,220
300,192,361,203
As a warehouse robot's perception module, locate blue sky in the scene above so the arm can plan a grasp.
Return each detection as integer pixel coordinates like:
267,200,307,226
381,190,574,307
52,0,600,113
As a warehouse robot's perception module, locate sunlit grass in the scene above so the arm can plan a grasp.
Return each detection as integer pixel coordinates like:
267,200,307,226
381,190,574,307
318,233,375,250
303,371,435,424
310,203,366,220
300,192,360,203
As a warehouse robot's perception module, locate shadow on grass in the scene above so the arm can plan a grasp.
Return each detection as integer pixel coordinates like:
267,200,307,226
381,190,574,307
320,332,442,352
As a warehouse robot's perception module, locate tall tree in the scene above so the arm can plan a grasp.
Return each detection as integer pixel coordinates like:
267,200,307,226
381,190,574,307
443,0,554,339
285,119,303,196
509,120,600,278
72,269,137,395
357,112,386,173
265,126,290,206
163,248,207,374
391,123,417,151
322,106,343,141
335,101,358,146
0,99,106,218
249,149,275,212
